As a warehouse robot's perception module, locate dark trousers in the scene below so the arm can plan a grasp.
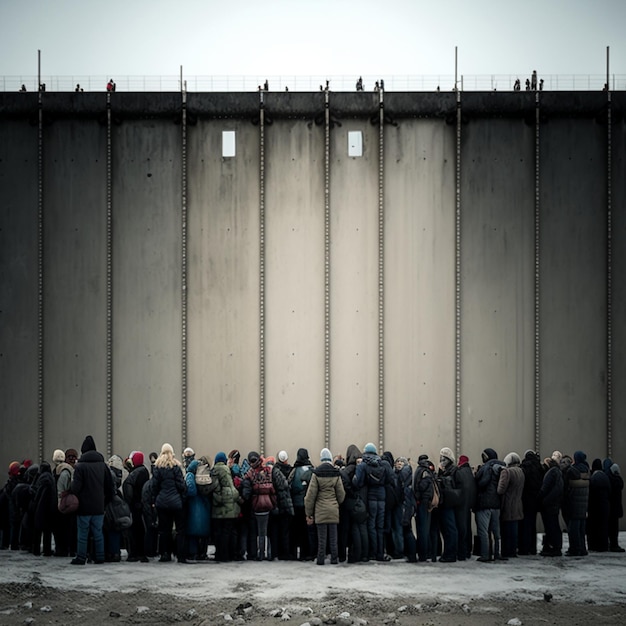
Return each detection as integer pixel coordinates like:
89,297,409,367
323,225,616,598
519,509,538,554
366,499,385,560
541,510,562,553
439,507,458,560
316,523,338,564
415,502,431,561
157,508,185,559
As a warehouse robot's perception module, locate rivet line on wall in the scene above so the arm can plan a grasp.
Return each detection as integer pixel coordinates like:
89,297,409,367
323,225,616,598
606,89,612,458
534,91,541,454
324,89,331,448
378,87,385,452
106,92,113,457
454,88,462,456
37,87,44,462
181,84,189,449
259,91,266,455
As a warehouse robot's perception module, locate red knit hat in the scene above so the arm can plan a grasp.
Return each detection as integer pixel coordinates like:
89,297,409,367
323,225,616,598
8,461,20,477
458,455,469,467
130,451,144,467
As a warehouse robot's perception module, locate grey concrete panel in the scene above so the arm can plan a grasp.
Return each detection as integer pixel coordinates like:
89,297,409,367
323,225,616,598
611,118,626,463
186,120,261,457
264,120,326,457
539,118,607,458
329,120,380,453
461,118,536,463
0,121,39,464
112,120,182,457
187,93,260,119
384,119,456,461
42,121,108,456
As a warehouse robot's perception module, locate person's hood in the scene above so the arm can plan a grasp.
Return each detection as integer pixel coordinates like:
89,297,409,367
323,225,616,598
345,444,362,467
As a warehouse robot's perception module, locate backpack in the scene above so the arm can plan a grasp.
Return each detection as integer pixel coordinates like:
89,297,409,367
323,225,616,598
195,463,219,497
429,477,441,512
253,467,275,496
105,492,132,531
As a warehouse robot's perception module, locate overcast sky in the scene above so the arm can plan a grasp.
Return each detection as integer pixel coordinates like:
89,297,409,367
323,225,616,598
1,0,624,82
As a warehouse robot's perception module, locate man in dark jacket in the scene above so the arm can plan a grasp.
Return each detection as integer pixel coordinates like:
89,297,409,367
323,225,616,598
519,450,544,555
563,450,590,556
123,451,150,562
70,435,114,565
455,454,477,560
538,457,564,556
605,459,624,552
353,442,390,561
474,448,505,562
413,454,435,562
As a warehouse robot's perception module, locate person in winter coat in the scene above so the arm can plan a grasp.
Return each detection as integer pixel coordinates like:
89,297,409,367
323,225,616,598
304,448,345,565
141,477,158,558
51,449,74,557
563,450,590,556
0,462,22,549
268,454,293,560
288,448,314,560
123,451,150,561
353,442,389,561
152,443,188,563
31,461,57,556
242,451,277,560
381,451,403,559
70,436,115,565
587,458,611,552
437,447,460,562
184,459,211,561
212,451,241,562
519,450,543,555
340,444,368,563
413,454,435,562
394,456,416,562
455,454,477,560
475,447,505,562
605,460,624,552
497,452,525,559
11,464,38,551
538,457,564,556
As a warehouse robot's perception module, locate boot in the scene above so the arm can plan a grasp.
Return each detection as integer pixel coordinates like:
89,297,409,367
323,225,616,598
493,539,508,561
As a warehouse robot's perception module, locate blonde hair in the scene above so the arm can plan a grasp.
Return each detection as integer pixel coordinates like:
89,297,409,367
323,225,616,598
155,443,177,469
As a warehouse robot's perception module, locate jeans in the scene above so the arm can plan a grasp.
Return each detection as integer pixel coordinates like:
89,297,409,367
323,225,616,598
475,508,500,559
76,514,104,562
316,523,338,564
439,507,458,560
567,518,587,555
367,499,385,559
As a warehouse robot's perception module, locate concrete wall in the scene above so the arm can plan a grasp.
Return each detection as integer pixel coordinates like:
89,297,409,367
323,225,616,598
1,90,624,474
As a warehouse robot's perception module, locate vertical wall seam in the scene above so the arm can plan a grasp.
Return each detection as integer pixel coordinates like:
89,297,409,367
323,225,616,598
606,90,612,458
37,88,44,462
534,91,541,454
454,89,462,456
181,86,188,449
259,93,266,455
378,88,385,452
324,90,331,448
106,92,113,457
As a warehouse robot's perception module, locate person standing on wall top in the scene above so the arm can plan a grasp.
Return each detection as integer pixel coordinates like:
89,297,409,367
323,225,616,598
69,435,115,565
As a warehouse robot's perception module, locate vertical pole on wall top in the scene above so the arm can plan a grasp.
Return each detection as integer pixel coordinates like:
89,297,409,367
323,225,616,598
324,89,331,448
378,84,385,452
454,81,462,457
37,52,44,463
259,91,266,456
181,71,189,450
105,92,113,458
534,90,541,454
606,46,613,458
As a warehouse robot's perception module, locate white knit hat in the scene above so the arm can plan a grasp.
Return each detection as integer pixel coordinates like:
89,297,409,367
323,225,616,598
278,450,289,463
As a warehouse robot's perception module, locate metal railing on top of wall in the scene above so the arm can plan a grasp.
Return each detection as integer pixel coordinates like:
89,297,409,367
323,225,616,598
2,74,625,93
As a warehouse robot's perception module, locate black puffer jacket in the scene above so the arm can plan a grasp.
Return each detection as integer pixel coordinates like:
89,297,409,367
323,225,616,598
521,451,544,513
538,461,563,515
475,449,505,511
455,462,477,512
32,463,57,531
124,464,150,513
71,450,115,516
353,452,387,502
152,464,186,511
413,459,435,507
563,463,590,521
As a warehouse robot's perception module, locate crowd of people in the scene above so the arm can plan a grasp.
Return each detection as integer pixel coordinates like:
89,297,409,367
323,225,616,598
0,437,623,566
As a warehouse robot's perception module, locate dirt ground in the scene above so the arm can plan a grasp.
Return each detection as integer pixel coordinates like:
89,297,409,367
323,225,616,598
1,581,625,626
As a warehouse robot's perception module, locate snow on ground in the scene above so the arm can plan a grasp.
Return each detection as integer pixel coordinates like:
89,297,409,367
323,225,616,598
1,534,625,609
